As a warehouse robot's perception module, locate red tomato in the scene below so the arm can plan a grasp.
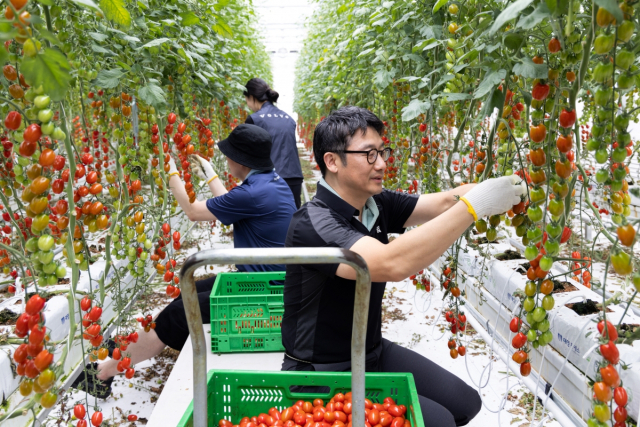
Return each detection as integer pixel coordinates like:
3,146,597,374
26,294,45,315
614,386,628,407
13,343,28,364
509,317,521,333
598,320,618,341
4,111,21,130
91,411,103,426
34,349,53,371
559,109,576,128
531,82,550,100
74,404,86,420
593,382,612,402
512,332,527,349
23,123,42,143
520,362,531,376
128,415,138,422
81,296,92,311
53,155,66,170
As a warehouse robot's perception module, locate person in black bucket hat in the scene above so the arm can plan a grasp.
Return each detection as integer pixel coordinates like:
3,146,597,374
72,124,296,398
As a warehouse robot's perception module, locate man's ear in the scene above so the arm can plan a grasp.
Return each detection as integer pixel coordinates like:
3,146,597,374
324,152,341,174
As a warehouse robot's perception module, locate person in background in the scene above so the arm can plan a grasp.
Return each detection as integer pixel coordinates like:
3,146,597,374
244,78,304,208
72,124,296,398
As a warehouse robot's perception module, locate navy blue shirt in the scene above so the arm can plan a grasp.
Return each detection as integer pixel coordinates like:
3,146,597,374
206,170,296,272
246,102,303,179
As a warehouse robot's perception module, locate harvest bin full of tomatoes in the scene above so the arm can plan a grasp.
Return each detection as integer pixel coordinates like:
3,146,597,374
177,371,424,427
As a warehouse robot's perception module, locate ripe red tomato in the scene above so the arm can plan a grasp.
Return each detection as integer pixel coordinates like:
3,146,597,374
600,341,620,365
548,37,561,53
4,111,21,130
19,139,37,157
34,349,53,371
81,296,92,311
614,386,628,407
91,411,103,426
559,109,576,128
88,306,103,322
598,320,618,341
512,350,527,364
560,227,572,244
555,159,572,179
74,404,87,420
600,364,620,388
23,124,42,143
168,112,177,124
53,155,66,170
556,134,573,153
13,343,28,363
530,125,547,143
26,294,45,315
509,317,522,333
593,381,612,402
128,415,138,422
531,82,550,100
520,362,531,376
512,332,527,349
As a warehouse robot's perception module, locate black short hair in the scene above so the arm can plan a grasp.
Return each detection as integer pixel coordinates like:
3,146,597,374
313,106,384,177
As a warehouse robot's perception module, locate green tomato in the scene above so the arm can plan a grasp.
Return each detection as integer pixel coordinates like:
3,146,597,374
524,245,539,261
527,227,543,243
47,274,58,286
617,73,635,90
527,205,543,223
525,281,537,297
595,149,609,164
527,329,538,342
594,33,615,55
486,228,498,242
539,330,553,346
144,239,153,250
618,20,635,43
612,147,627,163
617,50,634,70
594,87,612,107
55,264,67,278
37,109,53,123
526,312,535,325
531,340,540,349
548,199,564,217
41,122,54,135
532,307,547,322
523,297,536,313
542,295,555,310
595,168,609,183
42,262,57,274
546,223,562,239
539,255,554,271
34,95,51,110
38,235,55,251
537,318,550,332
26,237,39,252
79,260,88,271
544,240,560,257
38,250,54,265
52,127,66,141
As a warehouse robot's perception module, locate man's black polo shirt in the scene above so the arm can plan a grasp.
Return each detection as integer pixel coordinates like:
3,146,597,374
282,184,419,364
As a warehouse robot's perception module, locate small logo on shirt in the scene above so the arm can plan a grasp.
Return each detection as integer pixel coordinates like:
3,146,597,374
376,226,381,234
260,115,265,118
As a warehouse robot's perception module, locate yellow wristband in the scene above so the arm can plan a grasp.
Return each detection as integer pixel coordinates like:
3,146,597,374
206,174,218,184
459,197,478,222
168,172,180,178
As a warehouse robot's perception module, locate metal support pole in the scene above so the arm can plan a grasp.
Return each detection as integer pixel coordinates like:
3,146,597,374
180,247,371,427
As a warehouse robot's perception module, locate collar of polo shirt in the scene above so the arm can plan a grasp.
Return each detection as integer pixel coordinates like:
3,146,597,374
318,178,379,231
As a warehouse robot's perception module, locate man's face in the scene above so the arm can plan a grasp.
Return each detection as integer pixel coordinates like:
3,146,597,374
331,127,387,196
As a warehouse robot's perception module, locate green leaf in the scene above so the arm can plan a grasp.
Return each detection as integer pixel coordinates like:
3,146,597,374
474,69,506,99
513,57,548,79
21,48,71,102
88,31,109,42
138,83,166,107
444,93,472,101
517,1,550,29
478,88,503,118
38,29,61,47
180,12,200,26
213,21,233,38
489,0,535,35
373,69,393,90
401,99,431,121
594,0,624,24
0,23,17,41
139,38,170,48
99,0,131,28
432,0,448,14
35,0,54,5
0,45,8,66
213,0,230,11
91,43,114,54
69,0,100,9
94,67,125,88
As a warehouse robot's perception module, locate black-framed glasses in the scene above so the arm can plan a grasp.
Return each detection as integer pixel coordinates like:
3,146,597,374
334,147,392,164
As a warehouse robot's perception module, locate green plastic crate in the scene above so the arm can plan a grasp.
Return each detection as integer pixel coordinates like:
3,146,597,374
177,370,424,427
210,272,286,353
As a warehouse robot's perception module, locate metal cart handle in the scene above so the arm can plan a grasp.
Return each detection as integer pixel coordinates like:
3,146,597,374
180,247,372,427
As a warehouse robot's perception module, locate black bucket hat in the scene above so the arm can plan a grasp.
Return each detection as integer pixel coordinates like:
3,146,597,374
218,124,274,171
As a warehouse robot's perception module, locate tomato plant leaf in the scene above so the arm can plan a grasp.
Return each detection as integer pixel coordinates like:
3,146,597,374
0,23,17,41
180,12,200,26
138,83,166,108
21,48,71,102
443,93,472,101
34,0,54,6
478,87,504,118
516,1,550,29
139,38,170,49
489,0,535,35
374,68,394,90
473,69,506,99
68,0,100,9
432,0,448,14
513,57,548,79
0,45,8,66
94,67,125,89
594,0,624,24
88,31,109,42
213,21,233,38
99,0,131,28
38,29,61,47
401,98,431,121
91,44,115,55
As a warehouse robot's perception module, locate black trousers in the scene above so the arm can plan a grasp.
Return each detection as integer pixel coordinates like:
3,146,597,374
282,339,481,427
154,275,217,351
284,177,303,209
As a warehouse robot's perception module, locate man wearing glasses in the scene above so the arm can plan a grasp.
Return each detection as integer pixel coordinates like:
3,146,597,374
281,107,526,426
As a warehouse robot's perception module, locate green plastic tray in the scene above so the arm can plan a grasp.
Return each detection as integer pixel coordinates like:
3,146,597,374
210,272,285,353
177,370,424,427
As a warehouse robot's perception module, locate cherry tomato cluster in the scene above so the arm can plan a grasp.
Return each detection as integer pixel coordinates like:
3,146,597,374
590,320,628,427
136,313,157,333
570,251,593,288
508,316,532,376
217,394,412,427
73,404,103,427
80,296,104,348
13,294,58,407
440,264,468,359
409,269,430,292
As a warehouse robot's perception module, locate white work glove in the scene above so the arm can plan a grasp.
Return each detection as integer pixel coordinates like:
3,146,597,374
188,154,217,183
460,175,526,219
167,156,179,177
